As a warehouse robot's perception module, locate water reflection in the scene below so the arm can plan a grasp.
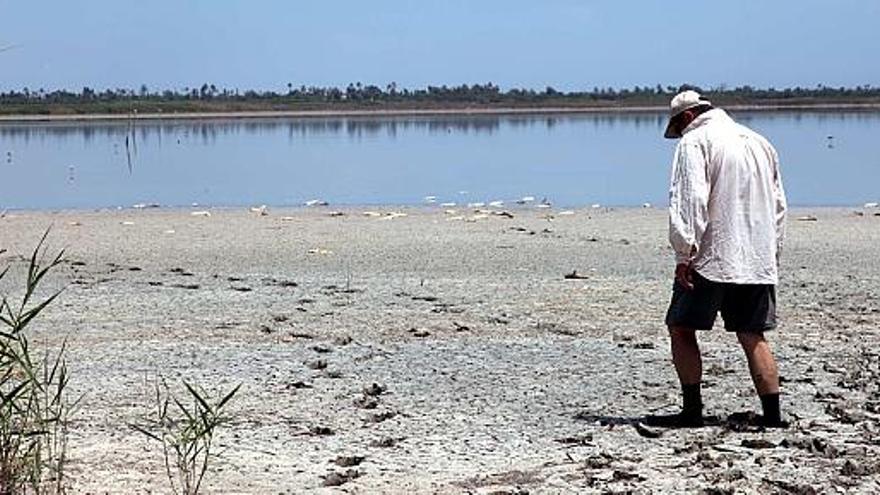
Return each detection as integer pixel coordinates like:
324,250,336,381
0,112,678,144
0,111,878,210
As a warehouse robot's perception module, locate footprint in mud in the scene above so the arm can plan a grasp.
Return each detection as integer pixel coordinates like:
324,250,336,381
366,411,397,424
554,434,593,446
263,277,299,288
412,295,439,302
170,283,200,290
407,328,430,338
369,437,404,448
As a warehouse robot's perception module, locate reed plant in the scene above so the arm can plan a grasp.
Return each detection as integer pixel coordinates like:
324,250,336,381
132,379,240,495
0,232,76,494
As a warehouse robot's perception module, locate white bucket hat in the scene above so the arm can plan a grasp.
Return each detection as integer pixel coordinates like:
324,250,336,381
664,90,712,139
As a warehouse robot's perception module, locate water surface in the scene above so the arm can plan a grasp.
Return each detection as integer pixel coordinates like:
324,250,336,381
1,111,877,210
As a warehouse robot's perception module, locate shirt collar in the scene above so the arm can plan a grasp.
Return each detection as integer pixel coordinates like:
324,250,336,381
682,108,731,136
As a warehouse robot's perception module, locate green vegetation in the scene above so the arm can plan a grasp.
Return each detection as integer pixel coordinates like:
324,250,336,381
0,233,239,494
0,233,76,494
1,83,879,116
132,380,240,495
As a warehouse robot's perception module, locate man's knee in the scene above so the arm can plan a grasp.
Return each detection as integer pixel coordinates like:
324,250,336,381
668,326,697,344
736,331,766,350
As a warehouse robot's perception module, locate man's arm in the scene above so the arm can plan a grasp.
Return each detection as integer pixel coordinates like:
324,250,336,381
668,141,710,287
771,147,787,263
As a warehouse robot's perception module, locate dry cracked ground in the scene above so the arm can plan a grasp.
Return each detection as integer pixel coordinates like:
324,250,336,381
1,206,879,494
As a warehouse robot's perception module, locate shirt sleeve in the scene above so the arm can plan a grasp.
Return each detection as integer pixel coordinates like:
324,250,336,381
771,146,787,262
668,141,710,265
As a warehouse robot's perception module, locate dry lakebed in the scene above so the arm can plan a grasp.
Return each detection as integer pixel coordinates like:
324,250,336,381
1,206,879,494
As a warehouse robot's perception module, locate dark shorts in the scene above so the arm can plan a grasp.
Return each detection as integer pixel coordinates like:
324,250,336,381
665,271,777,332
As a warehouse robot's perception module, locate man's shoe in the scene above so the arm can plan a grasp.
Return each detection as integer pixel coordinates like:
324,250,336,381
726,411,790,430
644,412,704,429
757,415,790,429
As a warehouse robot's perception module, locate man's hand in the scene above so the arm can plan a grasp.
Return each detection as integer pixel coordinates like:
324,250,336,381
675,262,695,291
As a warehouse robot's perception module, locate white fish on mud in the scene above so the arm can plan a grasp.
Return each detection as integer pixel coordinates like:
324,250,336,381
249,205,269,216
362,211,382,217
383,212,408,220
191,211,211,217
558,210,575,216
121,221,135,226
466,214,489,222
305,199,328,207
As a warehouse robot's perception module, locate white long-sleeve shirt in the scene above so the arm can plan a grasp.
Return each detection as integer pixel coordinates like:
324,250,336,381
668,108,787,285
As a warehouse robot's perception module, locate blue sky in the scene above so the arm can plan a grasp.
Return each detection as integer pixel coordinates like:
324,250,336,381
1,0,877,92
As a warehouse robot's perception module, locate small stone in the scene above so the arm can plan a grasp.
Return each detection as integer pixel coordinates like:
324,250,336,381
322,470,360,487
309,426,334,436
354,396,379,409
363,383,387,396
333,455,365,467
306,360,327,370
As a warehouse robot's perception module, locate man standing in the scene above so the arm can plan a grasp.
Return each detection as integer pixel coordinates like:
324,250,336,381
648,90,788,428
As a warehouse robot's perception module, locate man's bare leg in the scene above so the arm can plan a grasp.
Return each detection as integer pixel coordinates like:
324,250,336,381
646,326,704,427
737,332,784,426
670,326,702,385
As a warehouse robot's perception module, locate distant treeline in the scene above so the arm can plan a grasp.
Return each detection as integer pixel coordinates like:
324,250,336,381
1,83,879,115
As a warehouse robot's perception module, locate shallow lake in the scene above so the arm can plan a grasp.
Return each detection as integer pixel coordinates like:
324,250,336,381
1,111,878,210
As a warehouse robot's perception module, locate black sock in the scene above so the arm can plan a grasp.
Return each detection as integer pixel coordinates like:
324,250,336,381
760,393,781,423
682,383,702,417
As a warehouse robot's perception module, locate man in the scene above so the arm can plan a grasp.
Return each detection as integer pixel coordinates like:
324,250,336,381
648,90,788,428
